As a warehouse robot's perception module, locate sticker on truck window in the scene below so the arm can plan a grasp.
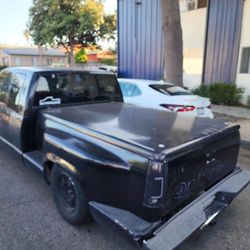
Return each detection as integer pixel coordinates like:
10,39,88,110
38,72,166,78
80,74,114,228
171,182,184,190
39,96,61,106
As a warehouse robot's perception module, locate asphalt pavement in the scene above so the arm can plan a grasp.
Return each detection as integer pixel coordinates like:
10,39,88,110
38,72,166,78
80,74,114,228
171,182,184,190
212,105,250,149
0,144,250,250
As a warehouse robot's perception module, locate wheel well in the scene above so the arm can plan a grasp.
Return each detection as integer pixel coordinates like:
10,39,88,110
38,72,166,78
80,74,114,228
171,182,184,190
44,161,54,185
44,157,80,185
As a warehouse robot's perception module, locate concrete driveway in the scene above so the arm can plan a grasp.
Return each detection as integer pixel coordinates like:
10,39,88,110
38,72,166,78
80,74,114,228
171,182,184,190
0,144,249,250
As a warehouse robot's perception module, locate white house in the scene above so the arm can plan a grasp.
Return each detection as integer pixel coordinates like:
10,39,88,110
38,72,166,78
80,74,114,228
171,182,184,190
0,46,67,67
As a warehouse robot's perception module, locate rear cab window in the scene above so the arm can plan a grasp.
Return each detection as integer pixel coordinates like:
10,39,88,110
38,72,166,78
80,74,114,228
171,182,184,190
33,72,122,107
150,84,191,96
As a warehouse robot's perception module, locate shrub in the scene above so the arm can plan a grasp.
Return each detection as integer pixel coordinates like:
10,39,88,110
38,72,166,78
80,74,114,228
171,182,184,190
192,83,244,106
0,65,7,71
100,58,116,66
74,49,87,64
192,85,209,97
247,96,250,108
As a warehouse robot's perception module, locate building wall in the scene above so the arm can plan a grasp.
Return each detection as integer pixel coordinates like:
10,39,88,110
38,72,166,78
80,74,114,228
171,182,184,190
87,54,98,62
7,55,67,67
41,56,67,66
8,55,33,66
181,8,207,90
236,0,250,103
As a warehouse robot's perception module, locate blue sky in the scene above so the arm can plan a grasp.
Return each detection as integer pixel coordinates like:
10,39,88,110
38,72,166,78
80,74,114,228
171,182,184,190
0,0,117,46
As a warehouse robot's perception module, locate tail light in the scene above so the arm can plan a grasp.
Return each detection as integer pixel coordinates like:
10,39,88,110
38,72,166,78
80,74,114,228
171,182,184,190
144,161,167,208
160,104,195,112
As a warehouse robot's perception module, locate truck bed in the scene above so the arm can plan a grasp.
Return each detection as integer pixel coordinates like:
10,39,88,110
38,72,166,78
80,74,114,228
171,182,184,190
42,102,240,219
42,102,233,154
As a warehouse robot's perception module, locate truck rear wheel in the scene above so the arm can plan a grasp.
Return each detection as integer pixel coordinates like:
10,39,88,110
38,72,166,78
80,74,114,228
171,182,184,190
51,165,91,225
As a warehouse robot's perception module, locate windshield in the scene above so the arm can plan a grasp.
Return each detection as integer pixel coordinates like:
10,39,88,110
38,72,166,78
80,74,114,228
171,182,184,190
33,72,122,106
150,84,192,96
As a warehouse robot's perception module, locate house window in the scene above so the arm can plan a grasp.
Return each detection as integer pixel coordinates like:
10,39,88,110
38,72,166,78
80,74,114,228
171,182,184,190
240,48,250,74
32,57,38,66
198,0,207,8
47,58,53,65
179,0,207,12
15,57,21,66
3,57,8,65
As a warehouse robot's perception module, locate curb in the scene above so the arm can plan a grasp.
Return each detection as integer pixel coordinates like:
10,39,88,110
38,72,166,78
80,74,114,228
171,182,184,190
213,110,250,120
241,140,250,150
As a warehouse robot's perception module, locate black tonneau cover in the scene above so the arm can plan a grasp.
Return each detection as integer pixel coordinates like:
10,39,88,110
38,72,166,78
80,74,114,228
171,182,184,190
43,102,233,153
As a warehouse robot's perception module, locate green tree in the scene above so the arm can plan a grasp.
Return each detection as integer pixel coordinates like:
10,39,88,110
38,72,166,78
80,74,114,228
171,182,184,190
74,49,87,64
100,13,117,41
27,0,116,66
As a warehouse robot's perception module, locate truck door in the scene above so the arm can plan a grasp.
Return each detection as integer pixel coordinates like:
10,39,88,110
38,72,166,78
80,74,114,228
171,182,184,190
0,69,12,142
5,72,27,152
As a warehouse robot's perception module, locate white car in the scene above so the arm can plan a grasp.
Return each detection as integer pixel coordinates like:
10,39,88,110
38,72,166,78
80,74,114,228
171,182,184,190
118,78,214,119
98,65,118,74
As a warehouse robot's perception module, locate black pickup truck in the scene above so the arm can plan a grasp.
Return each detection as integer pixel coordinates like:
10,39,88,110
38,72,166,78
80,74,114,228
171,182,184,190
0,67,249,249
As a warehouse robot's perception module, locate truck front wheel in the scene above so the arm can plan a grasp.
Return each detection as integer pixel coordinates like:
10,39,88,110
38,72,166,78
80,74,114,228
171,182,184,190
51,165,91,225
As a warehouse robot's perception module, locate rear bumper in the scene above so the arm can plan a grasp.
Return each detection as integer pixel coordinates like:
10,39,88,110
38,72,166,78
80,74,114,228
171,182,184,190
192,108,214,119
200,109,214,119
143,168,250,250
89,168,250,250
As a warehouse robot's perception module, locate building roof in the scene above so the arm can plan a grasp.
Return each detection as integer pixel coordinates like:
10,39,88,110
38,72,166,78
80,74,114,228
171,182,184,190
6,66,115,75
3,48,66,57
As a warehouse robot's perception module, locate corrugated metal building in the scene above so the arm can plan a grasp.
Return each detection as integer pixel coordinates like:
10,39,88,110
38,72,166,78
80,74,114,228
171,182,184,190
118,0,164,80
118,0,250,102
118,0,243,83
203,0,244,84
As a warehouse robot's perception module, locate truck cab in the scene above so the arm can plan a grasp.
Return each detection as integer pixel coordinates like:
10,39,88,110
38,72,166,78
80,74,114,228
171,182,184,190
0,67,122,153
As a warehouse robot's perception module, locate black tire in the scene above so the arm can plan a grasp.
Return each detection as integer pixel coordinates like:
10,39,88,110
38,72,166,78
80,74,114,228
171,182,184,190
51,164,91,225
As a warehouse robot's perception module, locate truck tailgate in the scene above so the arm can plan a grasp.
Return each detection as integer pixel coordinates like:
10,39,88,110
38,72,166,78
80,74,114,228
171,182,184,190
162,125,241,215
143,169,250,250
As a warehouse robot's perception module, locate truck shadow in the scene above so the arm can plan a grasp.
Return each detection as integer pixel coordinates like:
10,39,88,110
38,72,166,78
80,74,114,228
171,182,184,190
0,143,135,250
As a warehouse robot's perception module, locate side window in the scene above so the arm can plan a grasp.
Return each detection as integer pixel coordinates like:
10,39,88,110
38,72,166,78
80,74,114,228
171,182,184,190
119,82,136,97
97,75,121,100
7,73,26,112
0,70,12,104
